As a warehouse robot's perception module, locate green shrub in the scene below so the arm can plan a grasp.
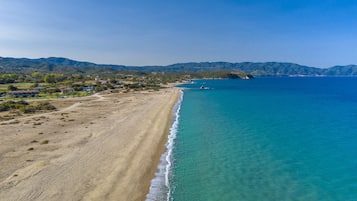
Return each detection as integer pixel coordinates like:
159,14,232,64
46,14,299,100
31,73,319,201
0,100,29,111
36,102,56,111
0,104,9,112
0,100,55,113
20,106,36,113
7,85,18,91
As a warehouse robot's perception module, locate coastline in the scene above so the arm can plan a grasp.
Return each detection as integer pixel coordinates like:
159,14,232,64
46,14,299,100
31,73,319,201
145,90,183,201
0,87,180,201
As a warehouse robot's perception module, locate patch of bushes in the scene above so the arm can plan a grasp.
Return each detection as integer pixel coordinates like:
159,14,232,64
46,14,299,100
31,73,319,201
0,100,29,112
0,100,56,113
94,85,108,92
36,101,56,111
0,104,9,112
20,105,36,113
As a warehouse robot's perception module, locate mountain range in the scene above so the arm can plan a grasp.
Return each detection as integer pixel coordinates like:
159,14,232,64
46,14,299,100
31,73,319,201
1,56,357,76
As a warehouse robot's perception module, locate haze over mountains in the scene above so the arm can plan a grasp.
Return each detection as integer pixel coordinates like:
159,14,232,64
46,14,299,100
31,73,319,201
1,56,357,76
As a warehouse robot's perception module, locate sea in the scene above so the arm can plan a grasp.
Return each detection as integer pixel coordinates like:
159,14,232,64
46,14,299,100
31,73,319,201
146,77,357,201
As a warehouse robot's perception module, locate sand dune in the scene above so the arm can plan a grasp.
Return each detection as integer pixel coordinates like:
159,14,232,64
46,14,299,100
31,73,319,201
0,88,179,201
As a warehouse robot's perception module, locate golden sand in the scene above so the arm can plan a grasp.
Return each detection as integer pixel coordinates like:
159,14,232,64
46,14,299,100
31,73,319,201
0,88,180,201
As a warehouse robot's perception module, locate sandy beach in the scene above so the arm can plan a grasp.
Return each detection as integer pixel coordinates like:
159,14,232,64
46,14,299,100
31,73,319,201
0,88,180,201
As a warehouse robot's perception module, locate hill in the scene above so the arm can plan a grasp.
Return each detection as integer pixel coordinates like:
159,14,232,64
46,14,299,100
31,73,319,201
1,56,357,76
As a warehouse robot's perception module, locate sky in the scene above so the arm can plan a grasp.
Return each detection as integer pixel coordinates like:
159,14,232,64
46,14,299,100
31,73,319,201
0,0,357,68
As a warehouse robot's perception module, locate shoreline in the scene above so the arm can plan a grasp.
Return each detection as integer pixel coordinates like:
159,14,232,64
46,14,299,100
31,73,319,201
140,89,181,201
0,88,180,201
145,90,183,201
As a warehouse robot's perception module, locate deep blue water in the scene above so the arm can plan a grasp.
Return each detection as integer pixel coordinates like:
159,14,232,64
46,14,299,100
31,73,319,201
171,77,357,201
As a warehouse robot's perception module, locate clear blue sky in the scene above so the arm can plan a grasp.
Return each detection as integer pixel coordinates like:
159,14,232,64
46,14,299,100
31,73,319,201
0,0,356,67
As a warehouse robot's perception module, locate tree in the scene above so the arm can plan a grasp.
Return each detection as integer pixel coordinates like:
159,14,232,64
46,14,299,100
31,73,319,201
32,72,43,82
7,85,18,91
44,74,56,83
0,74,17,84
64,80,73,87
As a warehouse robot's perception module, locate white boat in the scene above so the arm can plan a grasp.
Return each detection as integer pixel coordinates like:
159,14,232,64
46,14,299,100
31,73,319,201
200,85,209,90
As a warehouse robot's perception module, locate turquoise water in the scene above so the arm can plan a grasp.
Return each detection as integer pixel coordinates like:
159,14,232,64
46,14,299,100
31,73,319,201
171,77,357,201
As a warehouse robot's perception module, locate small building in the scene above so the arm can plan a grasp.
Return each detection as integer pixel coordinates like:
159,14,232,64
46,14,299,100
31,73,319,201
33,86,47,90
114,84,123,88
61,88,74,95
82,86,94,92
7,90,40,98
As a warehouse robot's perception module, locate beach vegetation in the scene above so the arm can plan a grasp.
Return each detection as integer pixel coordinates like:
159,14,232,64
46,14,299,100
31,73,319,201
7,85,18,91
35,101,56,111
20,105,37,113
0,100,56,113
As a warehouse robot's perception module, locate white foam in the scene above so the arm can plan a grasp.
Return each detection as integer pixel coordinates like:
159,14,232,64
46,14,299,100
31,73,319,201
145,90,184,201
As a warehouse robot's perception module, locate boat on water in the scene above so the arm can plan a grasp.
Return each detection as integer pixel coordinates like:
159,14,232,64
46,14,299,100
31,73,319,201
200,85,210,90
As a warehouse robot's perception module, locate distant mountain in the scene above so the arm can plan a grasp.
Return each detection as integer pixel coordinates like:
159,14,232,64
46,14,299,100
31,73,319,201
1,56,357,76
162,62,323,75
323,65,357,76
0,57,127,74
36,57,98,67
